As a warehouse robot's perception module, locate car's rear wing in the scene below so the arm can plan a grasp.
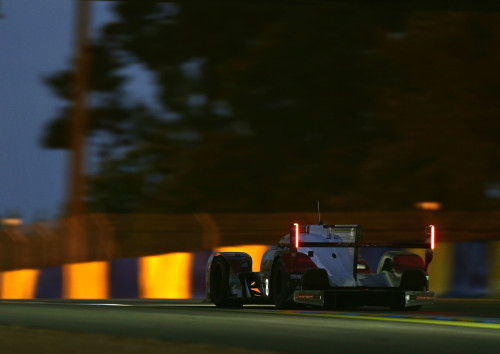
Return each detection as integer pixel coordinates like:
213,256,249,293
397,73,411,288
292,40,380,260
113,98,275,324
291,224,435,249
290,223,435,273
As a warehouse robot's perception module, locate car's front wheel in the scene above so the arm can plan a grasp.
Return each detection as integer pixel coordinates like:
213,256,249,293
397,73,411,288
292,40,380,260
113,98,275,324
210,256,242,308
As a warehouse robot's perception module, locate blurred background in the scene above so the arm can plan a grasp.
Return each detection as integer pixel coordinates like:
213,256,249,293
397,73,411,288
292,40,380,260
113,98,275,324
0,0,499,297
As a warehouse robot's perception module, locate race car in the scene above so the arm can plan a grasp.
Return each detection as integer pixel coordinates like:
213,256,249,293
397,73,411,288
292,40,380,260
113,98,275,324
206,223,435,310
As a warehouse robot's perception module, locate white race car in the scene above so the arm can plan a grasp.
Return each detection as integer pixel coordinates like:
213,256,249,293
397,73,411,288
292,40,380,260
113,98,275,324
206,223,435,310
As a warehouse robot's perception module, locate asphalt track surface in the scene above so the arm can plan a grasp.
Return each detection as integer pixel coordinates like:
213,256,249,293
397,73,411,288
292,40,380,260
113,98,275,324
1,299,500,353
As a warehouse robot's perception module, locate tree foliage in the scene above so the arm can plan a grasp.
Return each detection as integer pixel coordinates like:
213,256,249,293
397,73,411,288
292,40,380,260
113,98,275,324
41,3,500,212
357,12,500,210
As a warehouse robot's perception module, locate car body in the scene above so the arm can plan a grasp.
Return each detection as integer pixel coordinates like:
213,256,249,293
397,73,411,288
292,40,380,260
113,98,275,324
206,223,435,309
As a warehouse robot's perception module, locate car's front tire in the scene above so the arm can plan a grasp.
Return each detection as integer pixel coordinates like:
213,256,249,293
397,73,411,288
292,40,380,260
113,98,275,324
209,256,242,308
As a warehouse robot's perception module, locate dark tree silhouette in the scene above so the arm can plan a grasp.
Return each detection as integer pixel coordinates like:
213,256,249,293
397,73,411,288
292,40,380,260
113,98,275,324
41,3,500,212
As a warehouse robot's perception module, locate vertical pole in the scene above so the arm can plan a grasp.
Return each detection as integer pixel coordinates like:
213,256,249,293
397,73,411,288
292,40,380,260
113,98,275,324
66,0,91,265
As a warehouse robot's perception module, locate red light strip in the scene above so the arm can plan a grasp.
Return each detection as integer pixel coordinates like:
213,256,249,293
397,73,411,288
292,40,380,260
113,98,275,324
430,225,435,250
294,223,299,248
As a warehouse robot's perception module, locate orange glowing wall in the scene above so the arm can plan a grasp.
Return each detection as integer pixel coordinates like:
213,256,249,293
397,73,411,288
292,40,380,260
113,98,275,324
0,269,39,299
139,252,193,299
0,243,463,300
63,261,109,299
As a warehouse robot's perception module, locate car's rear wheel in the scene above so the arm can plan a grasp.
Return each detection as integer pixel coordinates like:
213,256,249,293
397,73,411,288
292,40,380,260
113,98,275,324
271,259,293,308
391,270,426,311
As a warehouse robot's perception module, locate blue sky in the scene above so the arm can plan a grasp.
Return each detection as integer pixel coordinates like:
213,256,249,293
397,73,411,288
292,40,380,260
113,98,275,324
0,0,114,221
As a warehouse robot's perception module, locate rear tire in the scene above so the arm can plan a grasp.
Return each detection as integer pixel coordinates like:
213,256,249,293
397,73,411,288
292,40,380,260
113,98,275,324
271,259,293,308
391,270,426,311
